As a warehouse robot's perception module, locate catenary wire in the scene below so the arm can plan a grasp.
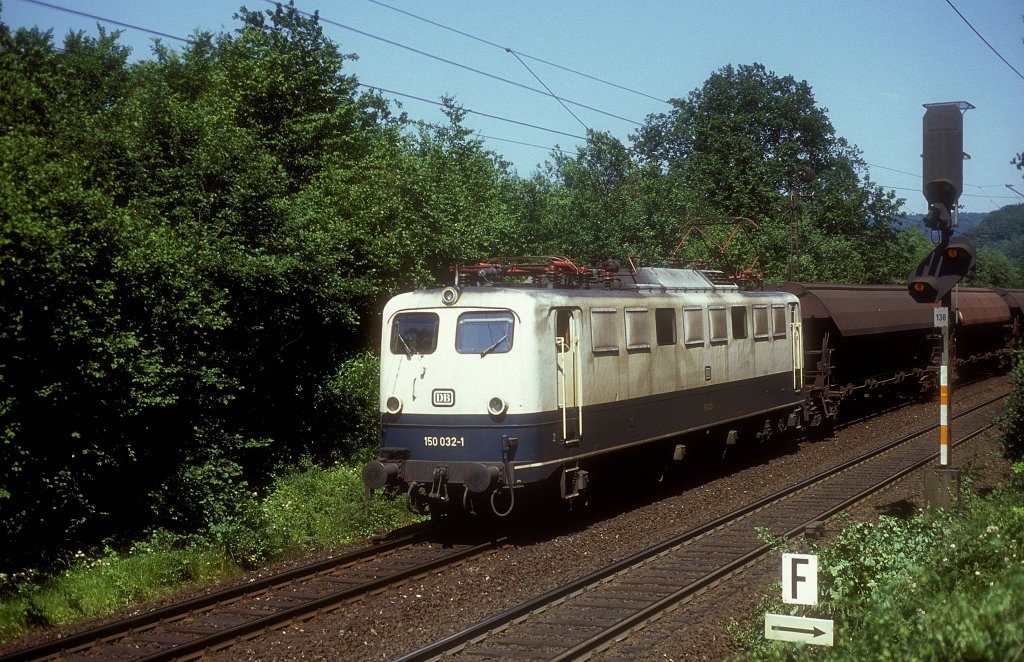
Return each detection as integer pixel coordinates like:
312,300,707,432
274,1,644,126
360,84,588,141
945,0,1024,83
17,0,590,149
507,49,590,132
362,0,670,105
22,0,194,43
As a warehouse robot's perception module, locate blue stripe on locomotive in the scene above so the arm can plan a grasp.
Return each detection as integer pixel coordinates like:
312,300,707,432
382,369,799,487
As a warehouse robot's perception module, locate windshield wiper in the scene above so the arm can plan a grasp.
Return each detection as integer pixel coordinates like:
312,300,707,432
398,333,414,359
480,335,508,357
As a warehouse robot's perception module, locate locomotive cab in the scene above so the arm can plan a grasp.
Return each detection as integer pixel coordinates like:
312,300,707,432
364,287,565,516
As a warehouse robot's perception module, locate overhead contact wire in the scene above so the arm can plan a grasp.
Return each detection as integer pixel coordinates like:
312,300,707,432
359,84,588,140
507,49,590,132
18,0,583,152
276,1,642,126
945,0,1024,82
23,0,194,43
363,0,669,104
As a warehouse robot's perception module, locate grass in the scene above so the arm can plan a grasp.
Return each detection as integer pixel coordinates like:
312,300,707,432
730,466,1024,660
0,461,421,644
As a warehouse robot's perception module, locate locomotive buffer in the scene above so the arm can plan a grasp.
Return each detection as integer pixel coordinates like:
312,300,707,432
907,102,976,507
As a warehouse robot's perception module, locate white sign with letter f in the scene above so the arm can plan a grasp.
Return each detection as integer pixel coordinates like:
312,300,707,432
782,553,817,605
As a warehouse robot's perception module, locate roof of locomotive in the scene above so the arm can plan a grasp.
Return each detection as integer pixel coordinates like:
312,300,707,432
382,267,796,318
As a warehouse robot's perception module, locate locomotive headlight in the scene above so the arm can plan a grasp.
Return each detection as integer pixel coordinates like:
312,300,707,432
441,286,460,306
487,396,507,417
386,396,403,415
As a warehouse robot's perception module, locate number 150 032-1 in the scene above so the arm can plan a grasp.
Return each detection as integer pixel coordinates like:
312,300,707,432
423,436,465,447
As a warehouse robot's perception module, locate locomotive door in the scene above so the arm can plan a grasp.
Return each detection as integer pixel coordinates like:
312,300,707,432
789,302,803,391
555,308,583,442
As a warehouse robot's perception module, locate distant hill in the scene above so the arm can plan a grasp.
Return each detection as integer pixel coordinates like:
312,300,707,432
898,211,988,235
961,204,1024,261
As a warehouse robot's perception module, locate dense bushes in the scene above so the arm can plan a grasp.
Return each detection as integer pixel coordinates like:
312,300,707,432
997,355,1024,463
0,6,415,572
0,464,418,642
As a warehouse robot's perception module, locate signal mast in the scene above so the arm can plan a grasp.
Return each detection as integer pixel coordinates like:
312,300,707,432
907,101,975,506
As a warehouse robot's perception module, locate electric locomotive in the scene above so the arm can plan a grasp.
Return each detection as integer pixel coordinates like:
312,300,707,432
363,258,804,516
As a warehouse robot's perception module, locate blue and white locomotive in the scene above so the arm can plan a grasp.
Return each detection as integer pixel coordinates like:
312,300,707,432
363,258,805,516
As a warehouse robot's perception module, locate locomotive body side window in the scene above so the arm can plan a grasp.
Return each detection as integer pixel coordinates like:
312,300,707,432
731,306,748,340
456,311,514,355
591,308,619,353
709,306,728,344
753,305,770,340
682,307,704,346
655,308,676,346
772,304,788,339
391,312,440,355
625,307,651,350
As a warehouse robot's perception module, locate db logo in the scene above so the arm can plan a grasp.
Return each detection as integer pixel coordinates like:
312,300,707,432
432,389,455,407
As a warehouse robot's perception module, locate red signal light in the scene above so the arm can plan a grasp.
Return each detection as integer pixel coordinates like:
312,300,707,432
946,247,959,259
913,282,926,292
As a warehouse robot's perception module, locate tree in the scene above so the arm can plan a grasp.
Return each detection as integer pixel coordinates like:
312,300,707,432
964,204,1024,262
0,4,420,569
0,1,551,571
966,248,1020,289
633,63,905,282
527,130,678,262
406,99,523,280
0,22,153,566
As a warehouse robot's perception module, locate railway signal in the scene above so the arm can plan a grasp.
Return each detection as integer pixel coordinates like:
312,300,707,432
908,102,975,303
909,102,972,490
907,235,976,304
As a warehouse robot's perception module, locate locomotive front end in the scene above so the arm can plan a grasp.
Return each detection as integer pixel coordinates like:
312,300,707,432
363,287,547,516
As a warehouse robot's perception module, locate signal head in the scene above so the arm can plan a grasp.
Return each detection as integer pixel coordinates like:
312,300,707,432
908,275,940,303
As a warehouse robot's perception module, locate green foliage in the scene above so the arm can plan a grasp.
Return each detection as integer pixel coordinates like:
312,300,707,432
965,248,1021,289
964,204,1024,263
259,462,414,554
0,597,27,642
408,99,523,278
997,356,1024,462
0,460,418,642
632,63,906,282
316,351,381,461
0,4,402,572
532,131,675,261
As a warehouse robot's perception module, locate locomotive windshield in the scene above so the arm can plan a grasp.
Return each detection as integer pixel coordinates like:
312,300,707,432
456,311,514,355
390,313,439,355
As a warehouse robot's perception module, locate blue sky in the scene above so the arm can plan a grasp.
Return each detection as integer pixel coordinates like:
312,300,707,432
5,0,1024,214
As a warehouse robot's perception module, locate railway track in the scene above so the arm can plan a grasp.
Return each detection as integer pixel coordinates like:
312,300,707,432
5,525,505,662
395,393,1005,661
4,391,1004,661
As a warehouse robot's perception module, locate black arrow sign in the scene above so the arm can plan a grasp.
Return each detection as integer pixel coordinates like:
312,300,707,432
772,624,826,638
